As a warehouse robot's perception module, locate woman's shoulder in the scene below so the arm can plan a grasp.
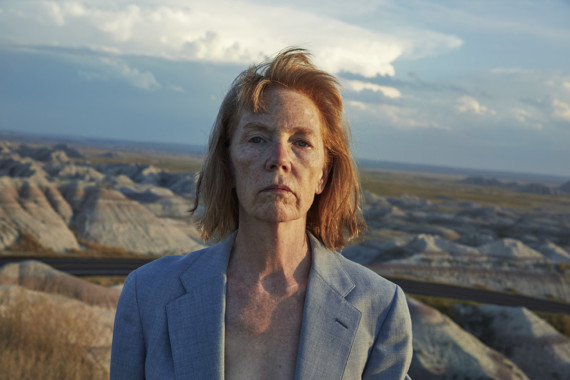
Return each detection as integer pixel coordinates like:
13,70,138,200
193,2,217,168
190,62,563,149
310,234,398,295
314,245,409,323
334,250,399,294
133,245,212,280
125,240,230,297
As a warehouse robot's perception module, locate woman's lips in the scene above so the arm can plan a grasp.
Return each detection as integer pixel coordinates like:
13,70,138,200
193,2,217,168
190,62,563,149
261,184,293,193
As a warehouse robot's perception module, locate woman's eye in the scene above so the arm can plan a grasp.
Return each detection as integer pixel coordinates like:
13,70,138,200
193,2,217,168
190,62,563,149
295,140,310,147
249,136,263,143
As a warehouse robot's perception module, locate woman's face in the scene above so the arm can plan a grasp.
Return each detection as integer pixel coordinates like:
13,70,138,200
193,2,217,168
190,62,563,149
229,87,329,225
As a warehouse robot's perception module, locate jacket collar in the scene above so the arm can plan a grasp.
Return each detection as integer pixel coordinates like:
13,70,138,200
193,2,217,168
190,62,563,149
166,232,234,379
166,231,360,380
294,234,361,380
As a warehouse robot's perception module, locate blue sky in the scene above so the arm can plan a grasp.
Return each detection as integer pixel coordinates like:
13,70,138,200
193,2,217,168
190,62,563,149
1,0,569,177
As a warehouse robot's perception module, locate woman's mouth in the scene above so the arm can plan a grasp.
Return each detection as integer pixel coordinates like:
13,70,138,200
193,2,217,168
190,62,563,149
261,184,293,194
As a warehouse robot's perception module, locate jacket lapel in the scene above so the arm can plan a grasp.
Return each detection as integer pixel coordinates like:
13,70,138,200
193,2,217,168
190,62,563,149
166,234,235,380
164,232,360,380
295,235,361,380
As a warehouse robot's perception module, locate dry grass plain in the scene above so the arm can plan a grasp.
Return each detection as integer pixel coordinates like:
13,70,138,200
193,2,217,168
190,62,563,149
0,288,111,380
360,168,570,212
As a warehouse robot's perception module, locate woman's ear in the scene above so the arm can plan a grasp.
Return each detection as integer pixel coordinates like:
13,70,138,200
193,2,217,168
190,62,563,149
316,160,331,195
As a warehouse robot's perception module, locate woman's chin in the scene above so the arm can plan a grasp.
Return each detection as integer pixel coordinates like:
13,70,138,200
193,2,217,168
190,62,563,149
251,204,304,224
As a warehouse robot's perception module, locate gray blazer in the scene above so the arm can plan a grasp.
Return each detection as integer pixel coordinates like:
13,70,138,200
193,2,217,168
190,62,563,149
110,233,413,379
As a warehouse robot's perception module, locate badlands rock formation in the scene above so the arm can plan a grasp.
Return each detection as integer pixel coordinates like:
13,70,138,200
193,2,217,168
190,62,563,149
0,142,204,256
452,303,570,380
0,177,79,251
0,260,119,307
407,297,529,379
350,191,570,302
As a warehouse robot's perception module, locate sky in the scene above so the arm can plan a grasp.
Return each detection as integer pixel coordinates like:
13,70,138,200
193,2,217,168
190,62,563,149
1,0,569,177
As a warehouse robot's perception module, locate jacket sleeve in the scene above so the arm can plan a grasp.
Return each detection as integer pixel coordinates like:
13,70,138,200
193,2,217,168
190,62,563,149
110,271,146,380
362,286,413,380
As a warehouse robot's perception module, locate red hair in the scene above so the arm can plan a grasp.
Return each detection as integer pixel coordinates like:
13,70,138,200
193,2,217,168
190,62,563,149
192,48,365,249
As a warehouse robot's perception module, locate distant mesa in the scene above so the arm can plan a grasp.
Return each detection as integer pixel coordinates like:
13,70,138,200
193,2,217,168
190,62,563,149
459,176,566,195
16,143,84,162
98,152,120,158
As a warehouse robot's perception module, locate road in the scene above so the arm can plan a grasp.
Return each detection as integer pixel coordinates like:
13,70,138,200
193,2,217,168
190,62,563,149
1,256,569,314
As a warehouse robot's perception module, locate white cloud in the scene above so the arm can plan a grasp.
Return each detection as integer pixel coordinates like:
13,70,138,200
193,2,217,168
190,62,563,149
456,96,495,115
512,108,543,130
380,104,446,130
98,5,142,42
99,58,160,90
44,2,65,26
347,100,367,110
552,98,570,122
346,99,447,130
344,80,402,98
514,108,530,123
1,0,462,78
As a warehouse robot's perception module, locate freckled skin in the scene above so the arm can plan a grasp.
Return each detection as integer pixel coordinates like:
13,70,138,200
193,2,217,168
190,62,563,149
229,88,328,225
224,88,329,380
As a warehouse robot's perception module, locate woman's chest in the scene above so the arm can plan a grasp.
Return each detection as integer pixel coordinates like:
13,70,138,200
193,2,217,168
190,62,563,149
224,284,306,379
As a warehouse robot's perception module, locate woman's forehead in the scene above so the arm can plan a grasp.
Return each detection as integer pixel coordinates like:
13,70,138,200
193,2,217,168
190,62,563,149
236,88,324,132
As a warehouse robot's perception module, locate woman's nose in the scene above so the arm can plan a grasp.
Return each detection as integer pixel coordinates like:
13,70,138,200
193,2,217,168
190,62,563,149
265,140,291,172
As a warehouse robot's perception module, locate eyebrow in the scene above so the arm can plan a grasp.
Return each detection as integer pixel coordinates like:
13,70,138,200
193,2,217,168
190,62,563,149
241,122,318,136
241,122,271,133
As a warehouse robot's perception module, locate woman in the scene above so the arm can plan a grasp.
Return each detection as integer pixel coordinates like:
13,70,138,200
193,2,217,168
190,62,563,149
111,48,412,379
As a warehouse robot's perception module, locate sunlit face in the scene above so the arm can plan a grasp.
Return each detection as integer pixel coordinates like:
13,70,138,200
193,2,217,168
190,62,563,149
229,87,329,225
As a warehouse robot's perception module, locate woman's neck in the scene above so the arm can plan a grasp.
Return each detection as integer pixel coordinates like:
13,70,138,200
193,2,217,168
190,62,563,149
229,217,311,285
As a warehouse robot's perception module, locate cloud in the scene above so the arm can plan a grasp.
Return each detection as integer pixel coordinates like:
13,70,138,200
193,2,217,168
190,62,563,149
347,100,367,111
512,108,543,130
44,2,65,26
345,98,448,131
456,96,495,115
552,98,570,122
0,0,462,78
344,80,402,98
98,5,142,42
514,108,530,123
380,104,446,130
99,58,160,90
